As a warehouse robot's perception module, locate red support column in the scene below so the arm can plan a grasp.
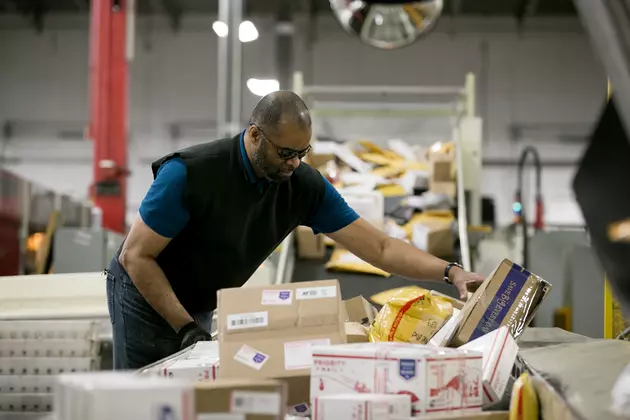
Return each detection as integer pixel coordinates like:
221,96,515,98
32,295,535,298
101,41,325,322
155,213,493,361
88,0,128,234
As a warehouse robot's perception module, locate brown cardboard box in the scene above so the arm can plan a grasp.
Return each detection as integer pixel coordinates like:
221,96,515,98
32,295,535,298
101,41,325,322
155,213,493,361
217,280,346,404
295,226,326,259
411,220,454,258
195,379,286,420
307,152,335,169
343,295,378,325
450,259,552,347
429,153,457,197
393,412,508,420
344,322,369,343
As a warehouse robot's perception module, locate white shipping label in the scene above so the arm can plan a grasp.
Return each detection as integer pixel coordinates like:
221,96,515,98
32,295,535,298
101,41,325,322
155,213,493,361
230,391,281,415
197,414,245,420
285,339,331,370
234,345,269,371
295,286,337,300
226,311,268,330
261,289,293,305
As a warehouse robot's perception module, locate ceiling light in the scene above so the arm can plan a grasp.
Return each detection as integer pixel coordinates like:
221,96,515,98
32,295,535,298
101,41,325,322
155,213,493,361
239,21,259,43
247,78,279,97
212,21,228,38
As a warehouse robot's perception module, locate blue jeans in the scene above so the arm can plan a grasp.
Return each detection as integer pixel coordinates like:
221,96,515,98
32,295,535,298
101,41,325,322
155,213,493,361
106,257,213,370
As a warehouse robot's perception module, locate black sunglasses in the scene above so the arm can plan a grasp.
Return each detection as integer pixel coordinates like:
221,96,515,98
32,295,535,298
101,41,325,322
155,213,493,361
251,124,312,161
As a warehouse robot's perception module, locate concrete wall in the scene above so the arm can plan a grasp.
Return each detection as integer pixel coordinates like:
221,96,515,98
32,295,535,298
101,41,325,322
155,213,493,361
0,14,606,226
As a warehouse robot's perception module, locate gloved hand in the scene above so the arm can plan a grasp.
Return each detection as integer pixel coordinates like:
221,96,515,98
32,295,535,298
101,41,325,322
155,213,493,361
177,321,212,350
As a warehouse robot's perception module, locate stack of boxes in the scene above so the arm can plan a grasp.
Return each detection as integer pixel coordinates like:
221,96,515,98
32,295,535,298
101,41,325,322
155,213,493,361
52,258,550,420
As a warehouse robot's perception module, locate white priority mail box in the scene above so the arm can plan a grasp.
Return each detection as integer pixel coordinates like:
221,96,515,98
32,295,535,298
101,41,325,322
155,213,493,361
460,326,518,405
163,358,220,380
311,343,483,417
313,394,412,420
54,373,194,420
187,341,219,359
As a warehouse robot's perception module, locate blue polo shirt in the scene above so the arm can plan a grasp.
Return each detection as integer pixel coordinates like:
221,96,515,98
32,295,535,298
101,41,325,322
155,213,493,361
139,132,359,238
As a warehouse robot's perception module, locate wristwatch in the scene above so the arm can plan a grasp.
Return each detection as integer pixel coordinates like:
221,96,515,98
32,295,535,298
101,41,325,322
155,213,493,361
443,262,463,285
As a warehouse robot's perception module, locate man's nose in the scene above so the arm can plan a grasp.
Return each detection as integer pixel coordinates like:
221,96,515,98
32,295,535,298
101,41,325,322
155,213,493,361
288,156,301,169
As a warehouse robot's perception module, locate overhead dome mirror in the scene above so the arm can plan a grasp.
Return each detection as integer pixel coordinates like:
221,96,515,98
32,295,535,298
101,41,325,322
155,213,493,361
330,0,444,50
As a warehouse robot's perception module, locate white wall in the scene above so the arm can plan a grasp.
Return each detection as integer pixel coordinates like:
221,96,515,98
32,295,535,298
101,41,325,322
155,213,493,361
0,14,606,226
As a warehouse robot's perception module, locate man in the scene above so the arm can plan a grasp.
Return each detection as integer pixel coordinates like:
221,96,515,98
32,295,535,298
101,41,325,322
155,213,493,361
106,91,484,370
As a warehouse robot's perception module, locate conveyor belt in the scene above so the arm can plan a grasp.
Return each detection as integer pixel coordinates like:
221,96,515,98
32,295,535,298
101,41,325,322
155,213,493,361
292,248,458,303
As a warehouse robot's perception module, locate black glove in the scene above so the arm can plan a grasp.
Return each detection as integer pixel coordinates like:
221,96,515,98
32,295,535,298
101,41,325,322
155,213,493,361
178,321,212,350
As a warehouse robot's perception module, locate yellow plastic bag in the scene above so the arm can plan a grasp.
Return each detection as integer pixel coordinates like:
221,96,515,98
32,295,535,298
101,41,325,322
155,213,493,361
370,286,425,306
368,287,453,344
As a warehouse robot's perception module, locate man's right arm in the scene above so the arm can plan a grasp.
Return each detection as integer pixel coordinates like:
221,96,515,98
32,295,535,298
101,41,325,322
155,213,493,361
118,159,194,332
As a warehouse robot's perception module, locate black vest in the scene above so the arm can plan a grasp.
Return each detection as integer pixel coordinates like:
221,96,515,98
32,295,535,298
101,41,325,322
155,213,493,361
150,134,325,315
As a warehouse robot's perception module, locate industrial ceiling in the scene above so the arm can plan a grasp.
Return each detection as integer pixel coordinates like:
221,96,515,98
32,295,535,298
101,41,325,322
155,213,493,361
0,0,578,32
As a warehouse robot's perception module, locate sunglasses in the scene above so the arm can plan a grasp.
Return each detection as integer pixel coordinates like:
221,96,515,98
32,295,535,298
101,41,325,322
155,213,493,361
251,124,312,161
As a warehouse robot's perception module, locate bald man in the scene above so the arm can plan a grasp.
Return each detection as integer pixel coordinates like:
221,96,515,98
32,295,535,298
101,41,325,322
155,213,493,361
106,91,484,369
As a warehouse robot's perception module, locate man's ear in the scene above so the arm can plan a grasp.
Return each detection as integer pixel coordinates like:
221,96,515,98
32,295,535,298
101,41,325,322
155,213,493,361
248,124,261,145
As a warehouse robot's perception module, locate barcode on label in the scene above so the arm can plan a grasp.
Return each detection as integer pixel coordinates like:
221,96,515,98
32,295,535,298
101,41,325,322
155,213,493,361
230,317,265,327
230,391,281,415
226,311,269,331
295,286,337,300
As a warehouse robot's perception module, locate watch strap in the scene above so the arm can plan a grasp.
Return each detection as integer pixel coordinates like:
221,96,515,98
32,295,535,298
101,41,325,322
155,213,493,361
444,262,463,284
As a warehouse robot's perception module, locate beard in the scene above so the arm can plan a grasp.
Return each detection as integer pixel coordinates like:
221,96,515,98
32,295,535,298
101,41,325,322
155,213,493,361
252,144,292,183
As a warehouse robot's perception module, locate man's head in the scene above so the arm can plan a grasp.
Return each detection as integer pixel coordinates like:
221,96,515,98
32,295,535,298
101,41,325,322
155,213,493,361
247,91,312,182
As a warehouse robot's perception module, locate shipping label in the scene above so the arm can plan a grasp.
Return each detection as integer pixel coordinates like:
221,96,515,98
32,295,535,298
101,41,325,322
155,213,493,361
233,345,269,371
261,290,293,305
284,339,331,370
230,391,281,415
295,286,337,300
226,311,268,331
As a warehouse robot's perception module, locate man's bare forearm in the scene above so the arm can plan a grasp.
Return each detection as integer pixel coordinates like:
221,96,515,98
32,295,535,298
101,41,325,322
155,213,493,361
120,255,193,332
379,237,449,281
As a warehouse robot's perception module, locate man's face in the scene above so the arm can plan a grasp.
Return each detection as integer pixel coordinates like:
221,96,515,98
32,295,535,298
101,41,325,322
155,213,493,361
250,122,312,182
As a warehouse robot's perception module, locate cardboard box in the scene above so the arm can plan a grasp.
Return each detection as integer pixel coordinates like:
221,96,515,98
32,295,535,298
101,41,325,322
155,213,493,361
311,343,483,417
307,152,336,169
56,373,195,420
195,379,286,420
295,226,326,259
393,412,509,420
461,326,518,406
313,394,412,420
217,280,346,404
345,322,369,343
163,358,219,381
344,295,379,325
412,221,454,257
429,154,456,198
450,259,552,347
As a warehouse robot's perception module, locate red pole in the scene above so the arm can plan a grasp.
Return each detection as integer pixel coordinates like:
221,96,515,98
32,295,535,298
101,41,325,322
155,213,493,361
89,0,128,234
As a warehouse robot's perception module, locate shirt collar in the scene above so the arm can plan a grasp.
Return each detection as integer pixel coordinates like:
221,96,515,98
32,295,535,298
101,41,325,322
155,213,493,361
239,129,263,184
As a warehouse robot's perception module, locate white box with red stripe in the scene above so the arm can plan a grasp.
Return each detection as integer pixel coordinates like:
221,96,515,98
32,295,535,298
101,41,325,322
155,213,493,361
313,394,412,420
310,343,483,417
460,326,519,406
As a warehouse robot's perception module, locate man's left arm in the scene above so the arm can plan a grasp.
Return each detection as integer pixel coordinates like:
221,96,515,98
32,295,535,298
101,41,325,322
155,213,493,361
304,176,484,300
